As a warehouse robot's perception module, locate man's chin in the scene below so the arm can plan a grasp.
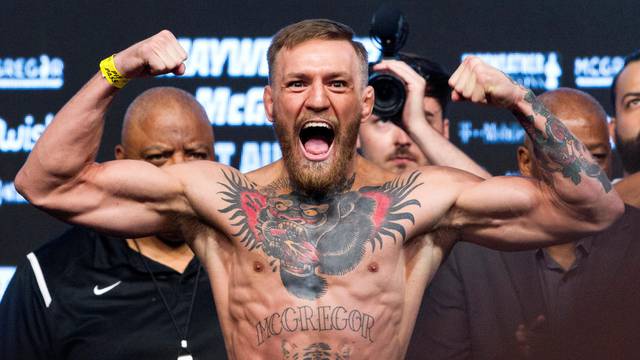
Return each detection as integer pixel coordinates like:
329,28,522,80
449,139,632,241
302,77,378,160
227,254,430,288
286,153,351,197
278,116,359,197
292,163,337,196
616,133,640,174
156,233,187,247
387,160,419,174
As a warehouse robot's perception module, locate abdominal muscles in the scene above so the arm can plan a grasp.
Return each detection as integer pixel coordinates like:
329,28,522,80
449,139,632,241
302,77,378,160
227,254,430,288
219,248,412,360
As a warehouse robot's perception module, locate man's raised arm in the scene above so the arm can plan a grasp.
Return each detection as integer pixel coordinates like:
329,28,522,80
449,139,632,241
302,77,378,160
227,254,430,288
15,30,194,236
443,56,624,249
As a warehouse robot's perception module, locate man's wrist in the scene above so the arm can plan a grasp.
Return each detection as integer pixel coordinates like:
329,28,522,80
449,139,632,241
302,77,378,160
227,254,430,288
99,54,130,89
509,86,534,114
405,118,438,140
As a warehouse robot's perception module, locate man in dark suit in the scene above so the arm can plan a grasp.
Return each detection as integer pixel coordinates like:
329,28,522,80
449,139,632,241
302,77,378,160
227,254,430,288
411,88,640,359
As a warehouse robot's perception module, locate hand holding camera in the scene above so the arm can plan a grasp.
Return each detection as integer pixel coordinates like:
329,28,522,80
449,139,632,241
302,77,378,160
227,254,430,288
367,5,448,135
370,60,429,134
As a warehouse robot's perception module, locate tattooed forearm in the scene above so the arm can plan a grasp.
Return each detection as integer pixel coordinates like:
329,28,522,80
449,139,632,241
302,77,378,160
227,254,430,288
518,90,612,192
256,305,375,345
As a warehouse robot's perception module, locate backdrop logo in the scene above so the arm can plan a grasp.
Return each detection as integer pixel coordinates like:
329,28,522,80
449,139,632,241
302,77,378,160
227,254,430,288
0,266,17,301
0,55,64,89
0,113,54,153
177,37,271,78
461,52,562,90
458,120,525,145
172,36,381,79
215,141,282,173
0,179,27,206
574,55,624,88
196,86,266,126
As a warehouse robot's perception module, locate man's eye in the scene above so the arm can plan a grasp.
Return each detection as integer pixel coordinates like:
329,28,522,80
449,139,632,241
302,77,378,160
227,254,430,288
330,80,347,88
626,98,640,109
188,152,209,160
145,154,165,161
287,81,304,88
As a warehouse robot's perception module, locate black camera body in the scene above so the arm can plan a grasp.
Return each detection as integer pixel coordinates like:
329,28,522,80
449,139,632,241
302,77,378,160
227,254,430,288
368,66,407,122
367,4,410,125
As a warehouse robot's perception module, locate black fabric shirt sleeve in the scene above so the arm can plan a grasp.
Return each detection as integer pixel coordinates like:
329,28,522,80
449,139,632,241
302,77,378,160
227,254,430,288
0,260,55,360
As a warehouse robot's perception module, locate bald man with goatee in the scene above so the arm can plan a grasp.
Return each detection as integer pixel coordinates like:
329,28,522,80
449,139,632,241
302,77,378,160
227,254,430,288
0,87,227,360
416,88,640,360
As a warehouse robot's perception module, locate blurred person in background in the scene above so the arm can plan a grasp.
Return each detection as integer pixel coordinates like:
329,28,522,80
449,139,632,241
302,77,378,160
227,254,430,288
0,87,227,360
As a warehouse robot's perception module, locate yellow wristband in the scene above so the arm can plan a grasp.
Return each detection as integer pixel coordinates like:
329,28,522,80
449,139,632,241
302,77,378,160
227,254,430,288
99,54,130,89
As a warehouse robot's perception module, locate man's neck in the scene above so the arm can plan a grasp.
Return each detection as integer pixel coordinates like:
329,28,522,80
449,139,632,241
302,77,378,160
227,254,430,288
544,242,577,271
126,236,194,274
280,154,361,196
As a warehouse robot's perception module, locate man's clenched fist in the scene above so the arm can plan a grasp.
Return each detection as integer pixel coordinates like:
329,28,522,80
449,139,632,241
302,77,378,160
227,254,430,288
449,55,526,109
113,30,187,79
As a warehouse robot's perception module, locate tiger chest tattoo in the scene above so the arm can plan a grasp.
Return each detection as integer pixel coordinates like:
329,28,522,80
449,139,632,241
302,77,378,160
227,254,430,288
218,171,422,300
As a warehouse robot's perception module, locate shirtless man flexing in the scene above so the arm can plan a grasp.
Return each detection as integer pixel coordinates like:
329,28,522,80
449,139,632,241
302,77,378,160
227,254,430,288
15,20,623,359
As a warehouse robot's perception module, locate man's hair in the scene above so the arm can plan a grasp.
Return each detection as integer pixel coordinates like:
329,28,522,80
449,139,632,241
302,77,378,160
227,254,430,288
398,53,451,116
267,19,368,87
610,49,640,115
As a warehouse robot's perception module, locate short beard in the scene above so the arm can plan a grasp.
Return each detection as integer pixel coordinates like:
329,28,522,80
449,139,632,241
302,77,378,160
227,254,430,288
274,114,359,199
615,130,640,174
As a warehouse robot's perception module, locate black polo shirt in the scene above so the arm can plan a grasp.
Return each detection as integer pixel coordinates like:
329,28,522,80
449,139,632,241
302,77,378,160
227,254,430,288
536,239,592,332
0,227,227,360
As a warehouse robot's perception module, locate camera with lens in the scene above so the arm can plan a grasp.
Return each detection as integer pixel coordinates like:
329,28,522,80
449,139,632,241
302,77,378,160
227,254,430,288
368,4,411,125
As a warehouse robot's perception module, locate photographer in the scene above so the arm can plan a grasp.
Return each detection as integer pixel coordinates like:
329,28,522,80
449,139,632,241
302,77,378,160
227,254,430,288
359,53,491,178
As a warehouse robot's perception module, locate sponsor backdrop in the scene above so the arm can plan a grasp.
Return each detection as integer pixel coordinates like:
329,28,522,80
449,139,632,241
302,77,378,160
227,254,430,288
0,0,635,297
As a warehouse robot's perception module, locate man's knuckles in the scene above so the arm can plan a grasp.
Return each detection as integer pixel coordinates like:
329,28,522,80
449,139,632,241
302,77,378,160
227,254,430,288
135,31,186,75
157,29,176,40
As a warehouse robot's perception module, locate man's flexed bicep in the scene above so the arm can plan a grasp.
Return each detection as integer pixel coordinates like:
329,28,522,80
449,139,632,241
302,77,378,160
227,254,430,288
15,30,193,236
20,158,194,237
447,175,621,250
443,56,624,249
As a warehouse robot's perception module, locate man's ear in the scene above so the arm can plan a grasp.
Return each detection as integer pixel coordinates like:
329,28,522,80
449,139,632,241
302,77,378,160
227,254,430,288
264,85,274,123
443,118,450,140
517,145,533,177
114,144,125,160
361,85,374,123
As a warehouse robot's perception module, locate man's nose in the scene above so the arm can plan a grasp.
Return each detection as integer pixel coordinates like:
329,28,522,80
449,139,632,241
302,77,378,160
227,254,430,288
166,152,186,165
305,81,330,112
393,124,413,146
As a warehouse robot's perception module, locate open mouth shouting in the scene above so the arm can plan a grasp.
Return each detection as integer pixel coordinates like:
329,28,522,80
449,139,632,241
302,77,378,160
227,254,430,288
299,120,335,161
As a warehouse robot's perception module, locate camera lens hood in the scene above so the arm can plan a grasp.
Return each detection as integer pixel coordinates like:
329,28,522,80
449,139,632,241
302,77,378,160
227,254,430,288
369,72,406,121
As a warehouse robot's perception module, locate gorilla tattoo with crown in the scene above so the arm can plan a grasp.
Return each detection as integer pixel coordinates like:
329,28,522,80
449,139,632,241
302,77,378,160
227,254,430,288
218,170,422,300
